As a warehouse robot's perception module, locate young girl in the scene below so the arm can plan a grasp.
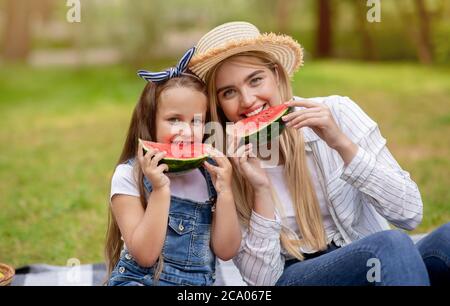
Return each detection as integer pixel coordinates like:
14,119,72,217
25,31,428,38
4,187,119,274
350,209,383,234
105,48,241,286
188,22,450,286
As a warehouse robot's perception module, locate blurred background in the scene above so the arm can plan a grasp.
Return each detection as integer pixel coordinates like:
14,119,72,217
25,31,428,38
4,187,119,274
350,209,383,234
0,0,449,269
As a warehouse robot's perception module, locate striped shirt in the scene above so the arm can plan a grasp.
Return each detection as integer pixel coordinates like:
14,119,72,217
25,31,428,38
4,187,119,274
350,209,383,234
233,95,423,286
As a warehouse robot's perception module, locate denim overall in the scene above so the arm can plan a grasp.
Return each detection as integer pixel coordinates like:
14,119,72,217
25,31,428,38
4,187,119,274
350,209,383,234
108,158,217,286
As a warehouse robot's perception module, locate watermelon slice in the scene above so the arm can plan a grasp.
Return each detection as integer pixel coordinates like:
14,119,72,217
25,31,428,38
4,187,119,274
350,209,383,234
229,104,293,146
138,139,209,173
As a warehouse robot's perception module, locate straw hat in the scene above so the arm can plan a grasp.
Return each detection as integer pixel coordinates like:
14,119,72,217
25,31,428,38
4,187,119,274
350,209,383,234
189,21,303,81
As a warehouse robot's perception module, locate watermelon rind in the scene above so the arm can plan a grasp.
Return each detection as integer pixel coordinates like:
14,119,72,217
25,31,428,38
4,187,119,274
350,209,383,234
231,105,293,147
138,139,209,173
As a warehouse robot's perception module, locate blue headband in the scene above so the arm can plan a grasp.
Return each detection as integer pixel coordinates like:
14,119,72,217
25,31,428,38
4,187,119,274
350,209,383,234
137,47,196,83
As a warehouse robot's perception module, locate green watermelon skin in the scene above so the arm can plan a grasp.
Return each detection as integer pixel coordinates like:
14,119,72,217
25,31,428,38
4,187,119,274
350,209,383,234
236,105,294,147
162,157,208,173
139,139,209,173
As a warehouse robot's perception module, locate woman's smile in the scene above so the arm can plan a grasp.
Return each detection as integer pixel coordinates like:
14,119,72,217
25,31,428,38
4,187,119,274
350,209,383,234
242,103,269,117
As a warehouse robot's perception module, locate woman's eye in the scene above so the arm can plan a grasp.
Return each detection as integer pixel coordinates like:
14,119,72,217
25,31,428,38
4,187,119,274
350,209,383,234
222,89,236,99
250,77,263,86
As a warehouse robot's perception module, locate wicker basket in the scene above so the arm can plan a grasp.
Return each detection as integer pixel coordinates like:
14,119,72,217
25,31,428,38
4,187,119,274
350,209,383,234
0,263,15,286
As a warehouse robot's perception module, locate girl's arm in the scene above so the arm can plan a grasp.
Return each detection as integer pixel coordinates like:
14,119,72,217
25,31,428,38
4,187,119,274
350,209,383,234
210,190,241,260
111,143,172,267
204,152,241,260
111,187,170,267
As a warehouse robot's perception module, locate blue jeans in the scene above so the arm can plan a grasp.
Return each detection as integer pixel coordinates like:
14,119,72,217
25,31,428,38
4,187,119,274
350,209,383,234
276,223,450,286
416,222,450,286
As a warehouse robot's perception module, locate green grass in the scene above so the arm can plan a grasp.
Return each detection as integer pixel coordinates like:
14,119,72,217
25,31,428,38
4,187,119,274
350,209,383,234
1,61,449,268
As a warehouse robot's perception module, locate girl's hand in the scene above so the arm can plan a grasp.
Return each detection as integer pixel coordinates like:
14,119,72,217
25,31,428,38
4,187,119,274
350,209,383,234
203,148,233,195
282,99,352,150
230,142,271,192
138,141,170,190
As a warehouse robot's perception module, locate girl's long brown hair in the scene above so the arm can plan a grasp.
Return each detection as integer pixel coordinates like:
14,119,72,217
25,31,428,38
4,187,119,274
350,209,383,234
205,52,327,260
104,74,207,283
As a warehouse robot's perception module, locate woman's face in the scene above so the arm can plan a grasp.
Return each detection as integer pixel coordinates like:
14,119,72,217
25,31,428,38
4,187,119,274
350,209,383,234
214,57,281,123
155,86,207,144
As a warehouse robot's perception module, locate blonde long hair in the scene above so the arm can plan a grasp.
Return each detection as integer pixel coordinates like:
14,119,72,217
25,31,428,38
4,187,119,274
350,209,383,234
104,74,207,283
205,51,327,260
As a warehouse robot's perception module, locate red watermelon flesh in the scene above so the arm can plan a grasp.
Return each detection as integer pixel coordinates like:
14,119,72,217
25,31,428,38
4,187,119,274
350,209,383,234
139,139,209,173
229,104,293,145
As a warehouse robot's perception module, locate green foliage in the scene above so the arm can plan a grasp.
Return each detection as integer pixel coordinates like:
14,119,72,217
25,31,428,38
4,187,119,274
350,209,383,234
4,0,449,64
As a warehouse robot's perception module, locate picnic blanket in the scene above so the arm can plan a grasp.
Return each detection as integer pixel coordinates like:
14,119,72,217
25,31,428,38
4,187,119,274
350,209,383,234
10,234,427,286
11,259,246,286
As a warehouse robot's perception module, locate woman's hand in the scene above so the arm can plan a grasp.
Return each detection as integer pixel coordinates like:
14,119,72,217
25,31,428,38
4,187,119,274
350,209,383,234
282,99,358,164
282,99,349,149
229,142,274,219
137,141,170,190
230,142,271,192
203,148,233,195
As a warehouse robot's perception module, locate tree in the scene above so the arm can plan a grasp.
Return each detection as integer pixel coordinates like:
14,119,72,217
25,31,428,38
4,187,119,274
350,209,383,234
355,0,376,60
414,0,433,64
396,0,434,64
2,0,32,61
315,0,333,58
275,0,293,33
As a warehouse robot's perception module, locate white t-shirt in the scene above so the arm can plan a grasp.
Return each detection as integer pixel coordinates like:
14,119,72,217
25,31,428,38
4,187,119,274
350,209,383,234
261,156,340,247
110,163,210,203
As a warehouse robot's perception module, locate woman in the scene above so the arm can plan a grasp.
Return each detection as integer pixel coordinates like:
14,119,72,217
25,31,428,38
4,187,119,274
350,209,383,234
188,21,450,286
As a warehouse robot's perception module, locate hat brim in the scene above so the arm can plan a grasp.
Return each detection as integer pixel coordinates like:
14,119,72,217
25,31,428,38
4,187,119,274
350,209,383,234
189,33,303,81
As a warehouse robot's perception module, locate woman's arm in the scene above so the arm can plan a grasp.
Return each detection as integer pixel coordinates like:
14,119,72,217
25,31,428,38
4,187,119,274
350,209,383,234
334,96,423,229
228,144,285,285
233,210,285,286
338,125,423,230
284,96,423,230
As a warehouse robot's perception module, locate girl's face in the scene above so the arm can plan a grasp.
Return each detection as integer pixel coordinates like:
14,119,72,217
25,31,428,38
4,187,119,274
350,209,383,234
155,87,207,144
214,57,281,123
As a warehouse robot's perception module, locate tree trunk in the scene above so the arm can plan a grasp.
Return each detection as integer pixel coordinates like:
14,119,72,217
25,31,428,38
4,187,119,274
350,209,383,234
355,0,376,60
275,0,292,33
315,0,333,58
415,0,433,64
35,0,55,24
2,0,32,61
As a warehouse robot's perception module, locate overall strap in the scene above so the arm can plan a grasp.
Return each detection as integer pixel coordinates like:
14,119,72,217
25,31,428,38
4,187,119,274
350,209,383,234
126,158,153,193
198,158,218,202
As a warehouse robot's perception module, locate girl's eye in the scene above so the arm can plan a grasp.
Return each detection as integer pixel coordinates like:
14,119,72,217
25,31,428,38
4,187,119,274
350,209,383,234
222,88,236,99
168,118,181,124
193,118,203,125
250,77,263,86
